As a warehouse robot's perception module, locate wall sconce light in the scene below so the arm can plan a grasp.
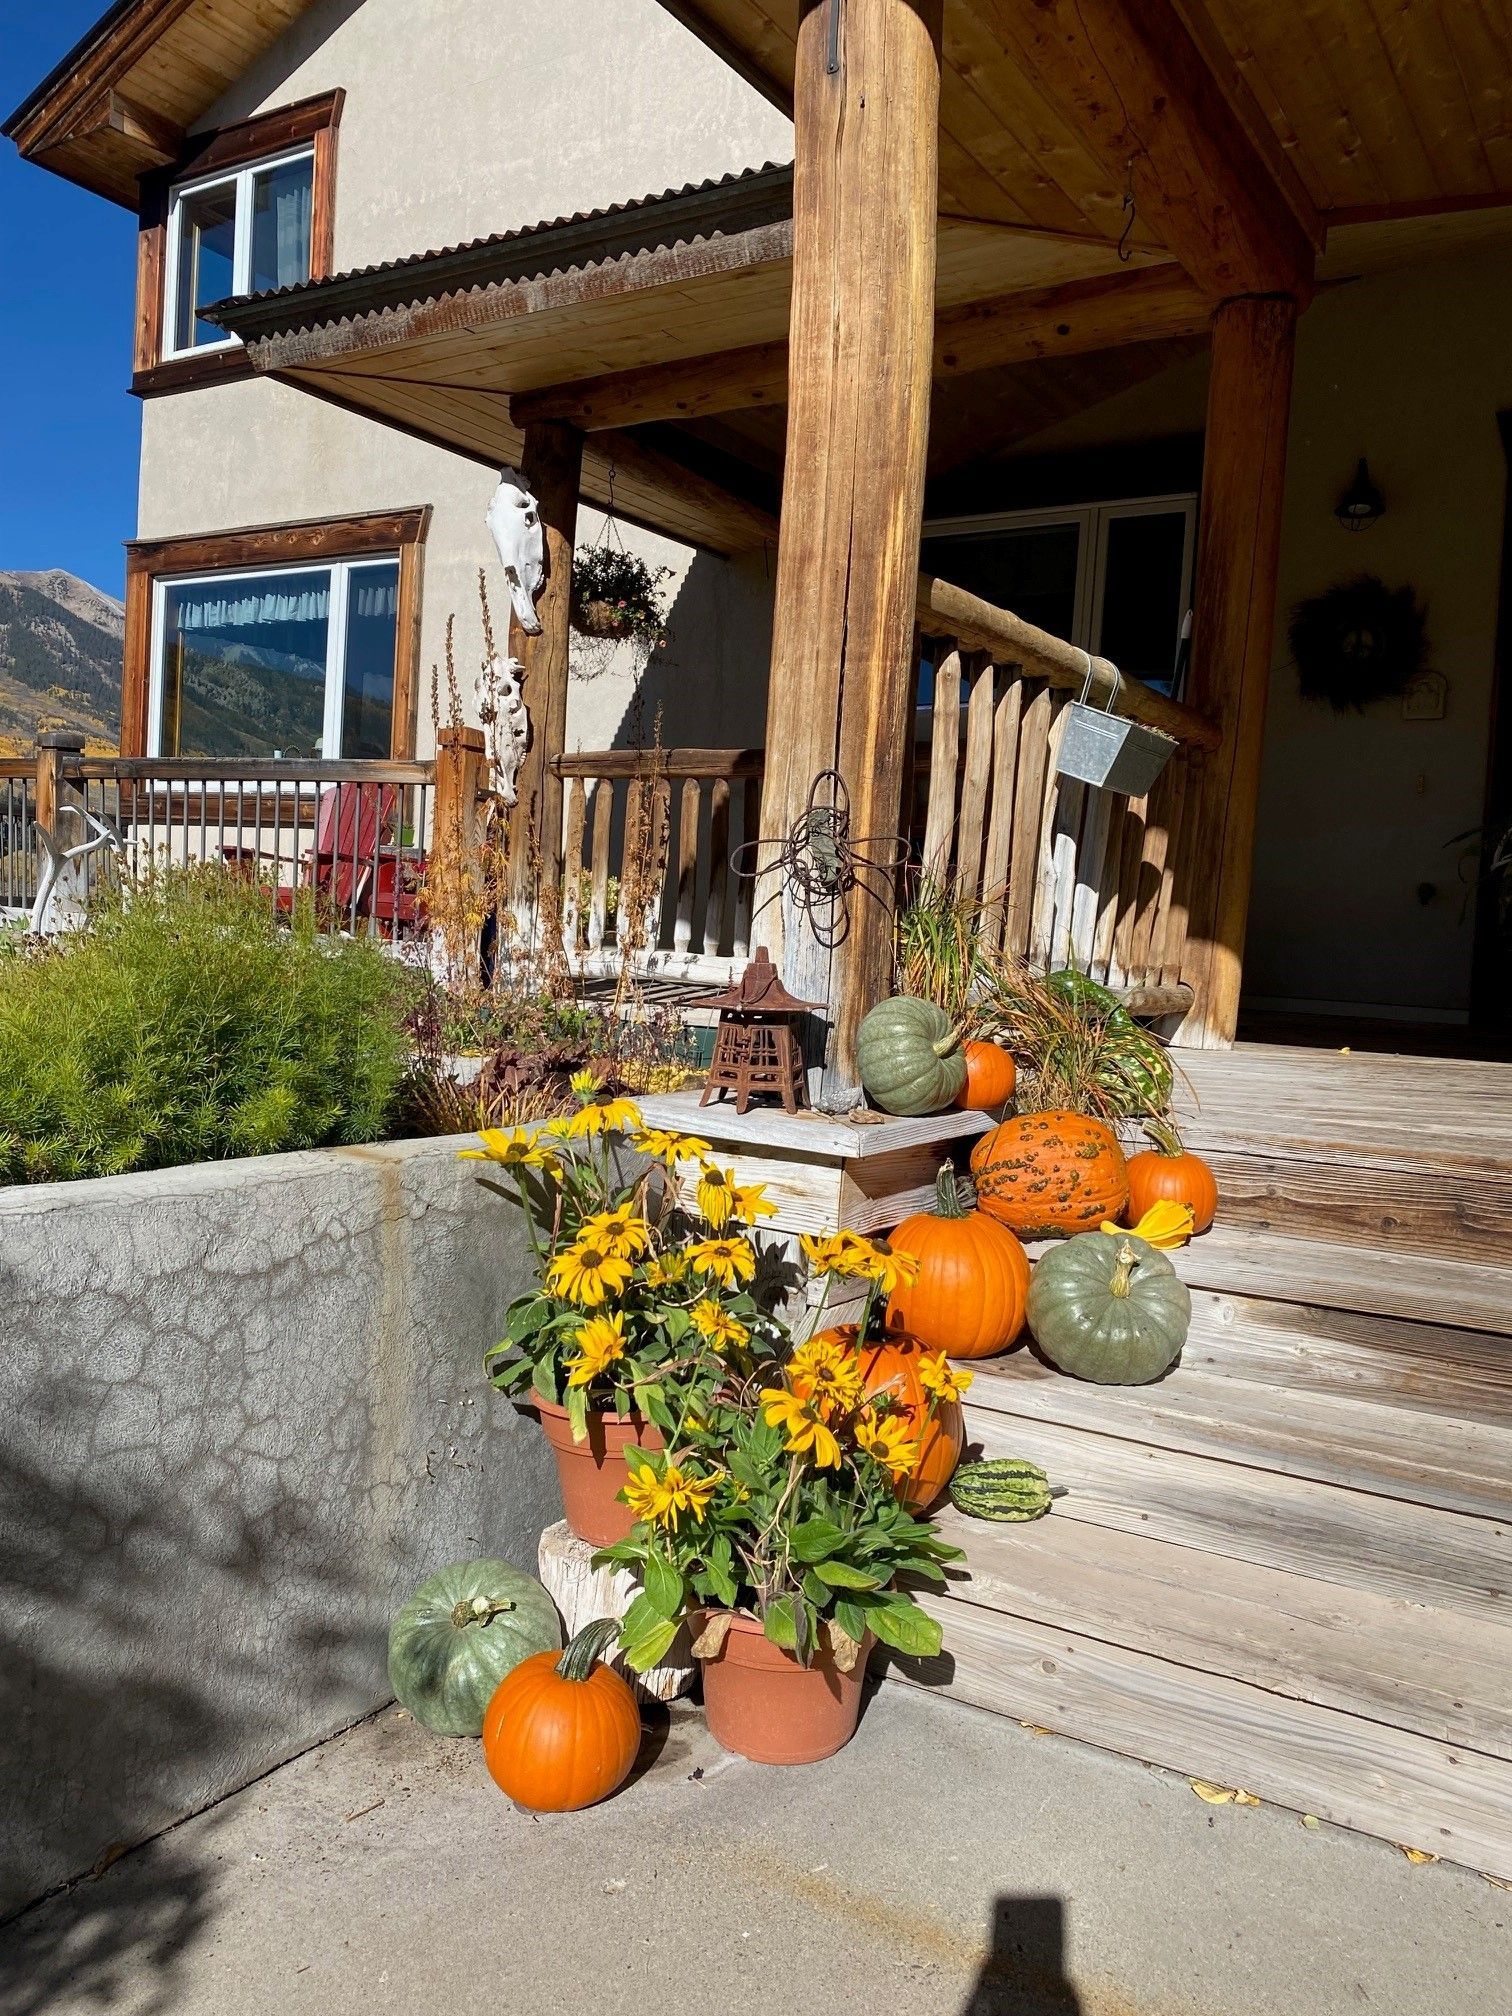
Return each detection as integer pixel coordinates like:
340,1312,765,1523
1335,457,1386,532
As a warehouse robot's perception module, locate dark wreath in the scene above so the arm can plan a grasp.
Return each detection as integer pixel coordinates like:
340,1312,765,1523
729,769,910,950
1288,573,1428,713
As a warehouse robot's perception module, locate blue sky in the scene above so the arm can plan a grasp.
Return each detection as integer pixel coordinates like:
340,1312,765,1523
1,6,141,600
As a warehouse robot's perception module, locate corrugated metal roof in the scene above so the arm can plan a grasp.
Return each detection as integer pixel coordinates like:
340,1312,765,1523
207,159,794,339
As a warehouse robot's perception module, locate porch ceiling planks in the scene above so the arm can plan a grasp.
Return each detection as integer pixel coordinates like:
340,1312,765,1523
659,1,1512,252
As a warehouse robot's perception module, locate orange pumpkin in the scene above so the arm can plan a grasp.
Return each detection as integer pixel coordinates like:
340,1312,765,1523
1126,1126,1217,1234
956,1039,1017,1112
885,1164,1030,1359
482,1618,641,1812
970,1109,1129,1240
818,1324,965,1511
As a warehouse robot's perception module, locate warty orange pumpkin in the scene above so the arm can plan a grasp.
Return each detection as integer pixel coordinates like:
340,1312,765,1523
969,1109,1129,1240
885,1164,1030,1359
482,1618,641,1812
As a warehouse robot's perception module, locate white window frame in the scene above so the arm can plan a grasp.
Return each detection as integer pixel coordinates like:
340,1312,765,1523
147,553,401,760
923,491,1198,679
161,143,315,361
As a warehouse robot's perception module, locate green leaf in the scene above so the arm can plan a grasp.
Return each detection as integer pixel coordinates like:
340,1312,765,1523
801,1568,831,1608
505,1297,555,1345
564,1384,590,1444
762,1595,800,1651
702,1539,738,1608
867,1599,943,1659
833,1600,869,1643
620,1615,680,1674
590,1540,645,1571
643,1552,686,1622
789,1517,846,1563
813,1559,884,1590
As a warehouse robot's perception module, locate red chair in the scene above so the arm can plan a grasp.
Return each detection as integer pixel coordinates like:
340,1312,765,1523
223,781,398,923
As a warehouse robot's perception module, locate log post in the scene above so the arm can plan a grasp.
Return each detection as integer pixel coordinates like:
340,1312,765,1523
1177,295,1298,1047
760,0,943,1107
35,731,86,836
433,723,487,987
508,420,584,915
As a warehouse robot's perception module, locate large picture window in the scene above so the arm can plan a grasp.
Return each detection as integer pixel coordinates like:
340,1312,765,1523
122,510,430,760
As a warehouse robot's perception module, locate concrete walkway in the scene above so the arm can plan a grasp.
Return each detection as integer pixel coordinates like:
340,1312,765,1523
5,1684,1504,2016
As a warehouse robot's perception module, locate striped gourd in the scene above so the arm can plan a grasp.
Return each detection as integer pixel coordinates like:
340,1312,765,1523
949,1458,1058,1522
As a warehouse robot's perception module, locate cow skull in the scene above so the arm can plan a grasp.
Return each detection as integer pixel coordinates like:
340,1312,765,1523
474,654,530,807
485,468,546,636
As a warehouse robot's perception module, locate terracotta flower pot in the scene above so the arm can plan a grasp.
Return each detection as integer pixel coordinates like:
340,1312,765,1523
699,1614,873,1765
533,1397,664,1547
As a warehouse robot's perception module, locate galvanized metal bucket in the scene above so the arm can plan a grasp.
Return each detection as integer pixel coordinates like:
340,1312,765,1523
1055,657,1177,799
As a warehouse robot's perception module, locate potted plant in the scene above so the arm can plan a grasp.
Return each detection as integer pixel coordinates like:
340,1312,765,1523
467,1074,780,1545
596,1233,969,1765
570,547,671,644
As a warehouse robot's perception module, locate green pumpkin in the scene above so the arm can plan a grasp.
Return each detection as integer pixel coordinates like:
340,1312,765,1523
1026,1230,1190,1385
950,1458,1059,1522
388,1559,562,1736
857,996,967,1115
1044,969,1131,1027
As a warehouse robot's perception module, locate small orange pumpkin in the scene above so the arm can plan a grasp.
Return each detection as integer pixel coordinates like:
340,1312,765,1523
817,1324,965,1512
956,1039,1017,1112
1125,1123,1217,1234
970,1109,1129,1240
885,1164,1030,1359
482,1618,641,1812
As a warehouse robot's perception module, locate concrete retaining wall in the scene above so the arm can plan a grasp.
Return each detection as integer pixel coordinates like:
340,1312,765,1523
0,1135,560,1919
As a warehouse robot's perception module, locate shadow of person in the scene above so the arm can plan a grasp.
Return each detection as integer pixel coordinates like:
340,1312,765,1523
959,1895,1083,2015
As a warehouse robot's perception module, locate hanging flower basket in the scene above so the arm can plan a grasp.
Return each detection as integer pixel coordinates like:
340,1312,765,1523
570,546,671,647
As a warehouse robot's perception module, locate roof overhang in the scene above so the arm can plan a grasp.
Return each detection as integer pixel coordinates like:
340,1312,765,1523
4,0,313,205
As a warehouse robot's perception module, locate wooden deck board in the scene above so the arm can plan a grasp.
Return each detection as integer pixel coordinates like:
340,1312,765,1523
967,1352,1512,1520
928,1507,1512,1758
891,1600,1512,1880
963,1407,1510,1621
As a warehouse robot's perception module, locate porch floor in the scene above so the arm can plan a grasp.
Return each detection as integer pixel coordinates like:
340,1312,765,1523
6,1686,1503,2016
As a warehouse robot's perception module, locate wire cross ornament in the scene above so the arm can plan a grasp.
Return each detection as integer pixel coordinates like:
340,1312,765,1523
731,769,910,950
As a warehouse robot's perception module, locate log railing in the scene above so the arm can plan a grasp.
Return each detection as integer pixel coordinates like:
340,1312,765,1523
552,748,763,982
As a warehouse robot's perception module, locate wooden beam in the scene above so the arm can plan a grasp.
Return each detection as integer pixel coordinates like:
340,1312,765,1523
917,573,1220,751
512,265,1212,432
1177,295,1298,1047
508,422,584,910
979,0,1319,299
75,89,182,163
762,0,943,1106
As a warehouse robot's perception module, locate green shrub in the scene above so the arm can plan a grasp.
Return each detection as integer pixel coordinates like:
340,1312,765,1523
0,868,416,1184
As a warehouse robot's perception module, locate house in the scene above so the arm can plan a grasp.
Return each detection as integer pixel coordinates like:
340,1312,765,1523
8,0,1512,1877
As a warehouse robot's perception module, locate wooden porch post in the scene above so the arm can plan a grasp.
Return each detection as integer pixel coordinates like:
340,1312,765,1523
760,0,943,1107
1178,295,1298,1047
508,419,584,912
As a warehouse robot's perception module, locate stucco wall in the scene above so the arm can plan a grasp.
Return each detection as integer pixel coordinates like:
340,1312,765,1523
997,240,1512,1018
0,1135,559,1920
135,0,790,759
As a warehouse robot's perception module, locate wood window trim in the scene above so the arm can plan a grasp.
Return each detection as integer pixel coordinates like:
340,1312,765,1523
121,506,431,760
133,89,344,397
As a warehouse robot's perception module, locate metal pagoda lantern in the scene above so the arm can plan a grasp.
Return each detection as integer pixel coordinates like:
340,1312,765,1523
692,947,820,1116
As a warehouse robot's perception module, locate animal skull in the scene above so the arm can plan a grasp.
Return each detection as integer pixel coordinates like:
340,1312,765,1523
485,468,546,636
474,653,530,807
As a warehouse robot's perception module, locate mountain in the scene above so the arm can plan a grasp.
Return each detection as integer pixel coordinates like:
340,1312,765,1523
0,569,123,753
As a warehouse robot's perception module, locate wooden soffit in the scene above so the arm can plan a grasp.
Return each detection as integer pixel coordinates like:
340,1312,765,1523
4,0,315,205
659,0,1512,295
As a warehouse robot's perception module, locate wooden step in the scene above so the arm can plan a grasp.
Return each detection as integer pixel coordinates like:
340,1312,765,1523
961,1407,1511,1622
965,1347,1512,1520
1198,1149,1512,1267
1169,1221,1512,1334
928,1505,1512,1758
888,1598,1512,1880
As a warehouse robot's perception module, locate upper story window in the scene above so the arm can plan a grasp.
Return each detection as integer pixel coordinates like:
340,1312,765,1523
134,91,343,395
165,147,314,357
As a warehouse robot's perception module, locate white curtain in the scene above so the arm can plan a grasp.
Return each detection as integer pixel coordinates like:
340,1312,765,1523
173,582,329,632
273,166,311,287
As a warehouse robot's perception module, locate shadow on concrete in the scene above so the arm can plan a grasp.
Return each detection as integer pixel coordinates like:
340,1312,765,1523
0,1439,373,2014
960,1896,1083,2015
